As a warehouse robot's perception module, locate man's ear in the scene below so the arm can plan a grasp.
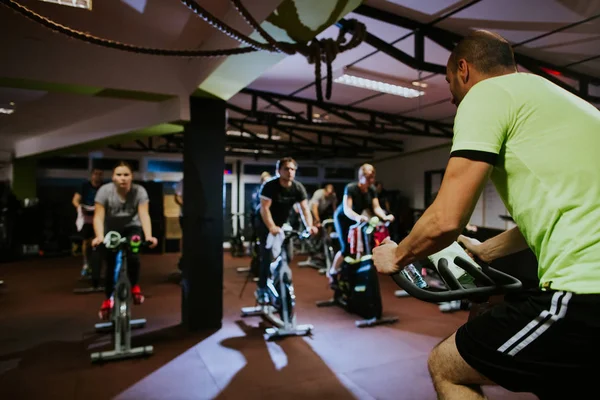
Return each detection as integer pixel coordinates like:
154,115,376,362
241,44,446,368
458,59,469,83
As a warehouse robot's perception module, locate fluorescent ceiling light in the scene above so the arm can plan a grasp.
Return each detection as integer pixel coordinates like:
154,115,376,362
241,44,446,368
39,0,92,10
0,108,14,115
226,147,274,154
334,67,425,98
226,130,280,141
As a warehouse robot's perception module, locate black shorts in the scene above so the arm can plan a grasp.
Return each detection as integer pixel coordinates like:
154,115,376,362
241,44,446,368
455,288,600,399
79,223,95,240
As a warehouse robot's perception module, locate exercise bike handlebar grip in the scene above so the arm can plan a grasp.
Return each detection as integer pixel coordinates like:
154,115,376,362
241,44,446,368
391,256,523,302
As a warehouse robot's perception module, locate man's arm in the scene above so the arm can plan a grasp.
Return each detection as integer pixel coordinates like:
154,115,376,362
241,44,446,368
93,203,105,239
72,192,81,209
260,197,278,232
174,194,183,207
393,157,493,267
472,226,529,264
371,198,388,220
342,195,365,222
299,199,314,228
138,202,153,240
311,202,320,224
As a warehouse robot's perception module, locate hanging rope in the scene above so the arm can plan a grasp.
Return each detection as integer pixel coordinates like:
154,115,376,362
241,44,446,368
0,0,256,57
1,0,367,101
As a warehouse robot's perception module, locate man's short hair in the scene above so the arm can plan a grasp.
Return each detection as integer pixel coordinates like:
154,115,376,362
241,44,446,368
276,157,298,172
448,30,517,74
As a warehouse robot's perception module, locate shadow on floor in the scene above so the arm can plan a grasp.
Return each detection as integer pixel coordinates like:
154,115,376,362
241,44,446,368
215,320,360,399
0,323,218,400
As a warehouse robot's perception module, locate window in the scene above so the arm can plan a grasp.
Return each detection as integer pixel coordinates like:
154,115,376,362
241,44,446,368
296,166,319,178
325,167,355,180
40,0,92,10
244,164,275,176
147,160,183,173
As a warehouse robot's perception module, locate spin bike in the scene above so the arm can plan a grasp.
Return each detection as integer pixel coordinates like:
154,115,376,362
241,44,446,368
241,224,314,340
391,241,522,313
90,231,153,363
317,217,399,328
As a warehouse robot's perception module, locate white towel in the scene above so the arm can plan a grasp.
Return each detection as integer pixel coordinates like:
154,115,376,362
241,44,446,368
266,230,285,259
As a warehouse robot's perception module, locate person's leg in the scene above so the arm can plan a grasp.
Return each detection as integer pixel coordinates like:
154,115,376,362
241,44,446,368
257,224,270,289
90,243,103,288
255,222,270,304
329,213,350,276
178,216,183,271
80,224,94,276
103,247,117,299
428,332,495,399
81,238,89,270
431,289,600,399
99,246,117,319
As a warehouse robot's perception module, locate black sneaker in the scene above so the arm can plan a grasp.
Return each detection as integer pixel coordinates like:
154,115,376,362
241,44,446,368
254,287,269,305
328,272,339,290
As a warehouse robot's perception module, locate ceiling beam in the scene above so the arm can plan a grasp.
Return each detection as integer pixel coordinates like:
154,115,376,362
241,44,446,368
352,5,600,104
236,89,453,136
228,117,407,147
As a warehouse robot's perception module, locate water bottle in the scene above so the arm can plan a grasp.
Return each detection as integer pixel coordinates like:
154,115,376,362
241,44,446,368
130,234,142,254
428,242,480,285
402,264,428,289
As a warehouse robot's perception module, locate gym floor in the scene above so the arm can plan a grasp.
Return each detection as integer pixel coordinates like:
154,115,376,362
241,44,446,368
0,253,537,400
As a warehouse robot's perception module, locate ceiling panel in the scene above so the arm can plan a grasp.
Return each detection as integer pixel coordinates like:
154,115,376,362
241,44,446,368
524,33,600,53
448,0,586,24
402,99,456,121
342,12,412,42
424,37,452,68
381,0,465,18
227,93,270,112
352,92,426,114
0,87,47,106
349,35,420,82
571,59,600,78
0,93,136,143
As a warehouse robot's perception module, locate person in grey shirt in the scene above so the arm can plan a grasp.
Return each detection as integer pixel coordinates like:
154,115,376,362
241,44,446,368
310,184,337,226
92,161,157,320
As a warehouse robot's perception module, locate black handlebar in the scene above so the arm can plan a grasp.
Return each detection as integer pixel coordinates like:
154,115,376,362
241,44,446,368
283,228,312,241
391,255,523,303
103,231,152,251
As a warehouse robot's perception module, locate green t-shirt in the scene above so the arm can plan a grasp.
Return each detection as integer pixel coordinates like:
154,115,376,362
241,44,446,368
451,73,600,294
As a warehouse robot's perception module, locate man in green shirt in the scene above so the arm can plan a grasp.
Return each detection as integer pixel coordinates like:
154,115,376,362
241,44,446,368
373,30,600,399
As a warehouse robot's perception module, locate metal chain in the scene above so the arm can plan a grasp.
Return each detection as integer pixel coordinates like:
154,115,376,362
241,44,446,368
2,0,368,101
180,0,273,52
229,0,295,55
1,0,256,57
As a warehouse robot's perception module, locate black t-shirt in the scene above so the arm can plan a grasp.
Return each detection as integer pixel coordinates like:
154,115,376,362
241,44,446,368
341,182,378,215
378,189,390,212
259,178,308,227
80,181,101,207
